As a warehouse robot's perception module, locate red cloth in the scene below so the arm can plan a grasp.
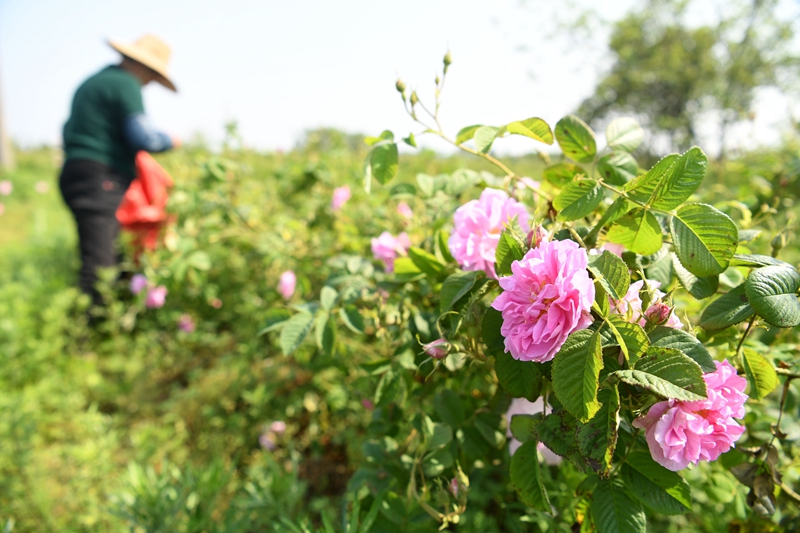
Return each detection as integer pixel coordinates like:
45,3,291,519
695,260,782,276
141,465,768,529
117,151,174,252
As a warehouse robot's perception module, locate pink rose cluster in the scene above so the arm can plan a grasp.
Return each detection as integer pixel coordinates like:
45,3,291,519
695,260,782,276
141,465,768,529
130,274,168,309
331,185,351,211
449,188,530,279
612,279,682,329
371,231,410,272
492,237,594,362
634,360,747,471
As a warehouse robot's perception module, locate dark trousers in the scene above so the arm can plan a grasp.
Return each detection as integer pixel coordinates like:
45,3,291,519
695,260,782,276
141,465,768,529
59,159,132,305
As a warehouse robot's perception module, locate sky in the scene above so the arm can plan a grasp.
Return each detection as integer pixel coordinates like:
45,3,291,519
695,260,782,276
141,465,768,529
0,0,796,155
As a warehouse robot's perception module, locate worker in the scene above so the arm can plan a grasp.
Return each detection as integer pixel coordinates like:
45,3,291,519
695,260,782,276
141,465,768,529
59,34,180,305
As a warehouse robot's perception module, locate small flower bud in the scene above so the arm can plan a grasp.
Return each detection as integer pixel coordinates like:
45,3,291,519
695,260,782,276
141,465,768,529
526,225,549,250
645,301,672,325
395,78,406,94
449,478,460,497
422,338,448,359
435,75,441,85
443,51,452,68
409,91,419,106
771,233,787,256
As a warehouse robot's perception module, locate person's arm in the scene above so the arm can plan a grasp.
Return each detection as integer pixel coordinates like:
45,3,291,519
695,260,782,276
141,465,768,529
123,113,174,152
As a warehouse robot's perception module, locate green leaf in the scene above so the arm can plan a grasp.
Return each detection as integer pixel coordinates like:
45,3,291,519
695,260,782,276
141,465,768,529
474,126,500,154
648,326,715,373
434,390,465,428
699,284,754,330
606,117,644,153
597,151,638,186
320,286,338,311
614,347,707,401
315,312,336,356
672,254,718,299
510,440,551,512
510,413,543,443
669,203,738,277
437,230,455,263
482,308,505,352
402,132,417,147
280,312,314,355
370,143,399,185
553,180,604,221
258,308,292,335
416,173,434,197
605,315,649,363
393,257,422,276
625,148,707,210
504,117,554,144
591,478,647,533
374,368,401,407
606,209,663,255
622,451,692,515
455,124,482,145
495,231,525,277
440,270,481,313
535,410,585,469
555,115,597,163
389,182,416,197
552,329,604,423
339,305,365,334
543,162,583,187
586,196,632,242
730,254,793,268
577,386,620,476
187,251,212,271
494,350,544,402
589,251,631,300
742,348,779,400
745,265,800,327
408,247,446,280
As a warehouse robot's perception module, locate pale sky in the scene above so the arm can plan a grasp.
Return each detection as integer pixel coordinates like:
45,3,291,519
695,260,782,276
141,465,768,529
0,0,796,155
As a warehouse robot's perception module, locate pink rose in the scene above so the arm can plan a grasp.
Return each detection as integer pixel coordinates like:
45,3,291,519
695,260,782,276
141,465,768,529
611,280,682,329
130,274,148,295
145,286,168,308
505,398,562,464
278,270,296,300
491,238,594,362
397,201,413,220
0,180,12,196
178,314,195,332
422,338,448,359
371,231,411,272
449,188,530,279
270,420,287,434
331,185,351,211
633,360,747,471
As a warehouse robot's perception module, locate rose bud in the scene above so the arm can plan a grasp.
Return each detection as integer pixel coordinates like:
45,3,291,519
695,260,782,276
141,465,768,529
422,338,448,359
645,301,672,325
449,478,460,497
395,78,407,93
526,225,549,250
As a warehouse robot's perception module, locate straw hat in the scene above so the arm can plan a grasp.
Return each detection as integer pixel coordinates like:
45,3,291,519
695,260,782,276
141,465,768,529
108,34,176,92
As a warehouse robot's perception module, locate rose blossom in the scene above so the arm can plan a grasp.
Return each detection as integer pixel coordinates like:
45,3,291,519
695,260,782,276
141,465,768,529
145,286,168,309
278,270,296,300
611,279,682,329
371,231,411,272
491,238,594,362
633,360,747,471
270,420,287,434
505,398,561,464
448,188,530,279
178,314,195,333
397,201,413,220
331,185,351,211
130,274,148,295
0,180,11,196
422,338,448,359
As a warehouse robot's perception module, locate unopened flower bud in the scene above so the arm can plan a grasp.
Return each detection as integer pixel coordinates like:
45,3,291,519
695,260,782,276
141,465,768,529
395,78,406,94
449,478,460,497
410,91,419,106
435,75,441,85
443,51,452,68
645,301,672,325
771,233,787,256
423,338,448,359
526,225,549,250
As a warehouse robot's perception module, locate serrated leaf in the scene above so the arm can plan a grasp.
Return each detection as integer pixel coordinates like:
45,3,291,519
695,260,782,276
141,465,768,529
456,124,482,145
393,256,422,276
672,254,718,299
742,348,778,400
589,251,631,300
597,151,638,186
535,410,585,469
615,347,706,401
543,162,583,187
495,230,525,277
258,308,293,336
510,440,551,512
586,196,632,243
416,173,435,197
622,451,692,515
577,386,620,477
408,247,446,280
434,389,465,428
645,252,674,288
606,209,662,255
504,117,554,144
389,182,417,197
591,478,647,533
279,312,314,355
670,203,738,277
730,254,793,268
556,115,597,163
440,270,481,313
554,180,604,221
625,148,707,210
320,286,338,311
370,143,398,185
494,350,544,402
606,117,644,153
482,308,505,352
605,315,649,363
339,305,365,334
699,284,754,330
552,329,604,422
510,413,543,443
647,326,715,373
315,312,336,356
745,265,800,327
474,126,500,154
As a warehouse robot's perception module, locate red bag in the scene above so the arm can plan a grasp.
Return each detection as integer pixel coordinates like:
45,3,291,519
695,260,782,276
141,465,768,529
117,151,174,252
